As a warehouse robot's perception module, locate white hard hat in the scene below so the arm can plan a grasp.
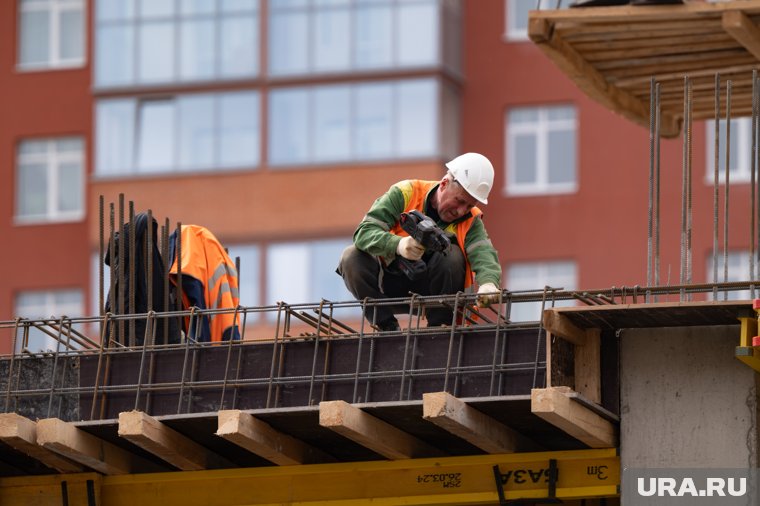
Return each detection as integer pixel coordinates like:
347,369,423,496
445,152,494,205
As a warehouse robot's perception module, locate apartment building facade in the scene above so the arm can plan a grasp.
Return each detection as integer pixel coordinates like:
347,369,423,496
2,0,753,353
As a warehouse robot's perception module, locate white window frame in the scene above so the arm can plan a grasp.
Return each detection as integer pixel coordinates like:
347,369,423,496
18,0,86,70
705,117,753,184
95,90,261,176
505,0,569,42
505,105,578,196
16,137,85,224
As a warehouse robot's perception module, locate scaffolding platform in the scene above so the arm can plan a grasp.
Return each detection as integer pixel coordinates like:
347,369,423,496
529,0,760,136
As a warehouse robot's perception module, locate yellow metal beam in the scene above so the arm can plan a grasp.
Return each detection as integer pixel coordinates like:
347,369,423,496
0,449,619,506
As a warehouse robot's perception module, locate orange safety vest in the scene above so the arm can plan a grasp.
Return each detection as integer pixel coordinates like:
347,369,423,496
388,179,482,289
169,225,240,342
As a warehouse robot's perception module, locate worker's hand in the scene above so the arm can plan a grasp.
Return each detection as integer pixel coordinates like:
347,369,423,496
476,282,501,308
396,236,425,261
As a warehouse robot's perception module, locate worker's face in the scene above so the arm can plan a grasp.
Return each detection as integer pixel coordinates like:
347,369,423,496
436,178,478,222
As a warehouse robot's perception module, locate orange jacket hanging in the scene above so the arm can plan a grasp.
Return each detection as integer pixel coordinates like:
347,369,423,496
169,225,240,342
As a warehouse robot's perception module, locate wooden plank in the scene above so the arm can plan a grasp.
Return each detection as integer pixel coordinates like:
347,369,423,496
573,31,731,53
0,413,84,473
118,410,229,471
543,309,587,346
217,410,334,465
529,17,680,137
422,392,539,453
575,329,601,404
531,387,616,448
319,400,444,460
613,62,758,87
36,418,148,475
606,55,754,80
558,18,723,40
594,48,748,71
722,11,760,61
584,40,740,63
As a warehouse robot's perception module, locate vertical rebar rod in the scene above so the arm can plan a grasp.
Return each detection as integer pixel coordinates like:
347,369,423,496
757,74,760,290
4,318,21,412
176,222,183,338
134,312,155,411
108,204,116,344
398,296,417,401
219,306,240,409
680,77,689,299
532,289,549,389
352,304,368,404
266,303,285,408
724,81,733,300
686,79,694,293
99,196,104,324
118,194,126,344
442,292,463,393
319,303,333,402
647,77,655,298
56,320,75,418
713,74,721,299
655,83,662,291
128,202,136,347
176,308,196,414
147,210,154,317
752,70,759,296
162,219,170,344
306,308,322,406
46,318,66,417
230,310,248,409
89,312,110,420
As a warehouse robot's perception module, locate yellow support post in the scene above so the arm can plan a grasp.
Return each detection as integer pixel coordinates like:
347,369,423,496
736,302,760,373
0,449,619,506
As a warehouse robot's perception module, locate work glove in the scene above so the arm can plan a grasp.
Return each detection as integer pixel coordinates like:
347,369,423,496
476,282,501,308
396,236,425,261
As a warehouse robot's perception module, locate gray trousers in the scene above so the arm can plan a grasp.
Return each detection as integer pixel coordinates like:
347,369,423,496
337,244,466,326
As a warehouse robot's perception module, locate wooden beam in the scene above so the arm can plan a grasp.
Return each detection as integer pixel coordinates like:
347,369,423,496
529,17,681,137
422,392,539,453
36,418,150,475
531,387,616,448
319,400,444,460
542,309,587,346
217,410,334,465
530,2,760,24
722,11,760,61
575,329,602,404
118,410,229,471
0,413,83,473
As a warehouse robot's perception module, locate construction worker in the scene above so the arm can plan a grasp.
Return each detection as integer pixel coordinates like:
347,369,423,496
337,152,502,331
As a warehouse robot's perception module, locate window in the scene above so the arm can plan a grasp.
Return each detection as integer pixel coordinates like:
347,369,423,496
269,0,450,76
266,239,360,320
506,261,576,321
707,250,753,300
16,137,84,223
706,118,752,184
505,0,569,41
15,289,84,352
269,78,448,166
96,91,260,175
506,105,577,195
94,0,259,87
18,0,85,69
